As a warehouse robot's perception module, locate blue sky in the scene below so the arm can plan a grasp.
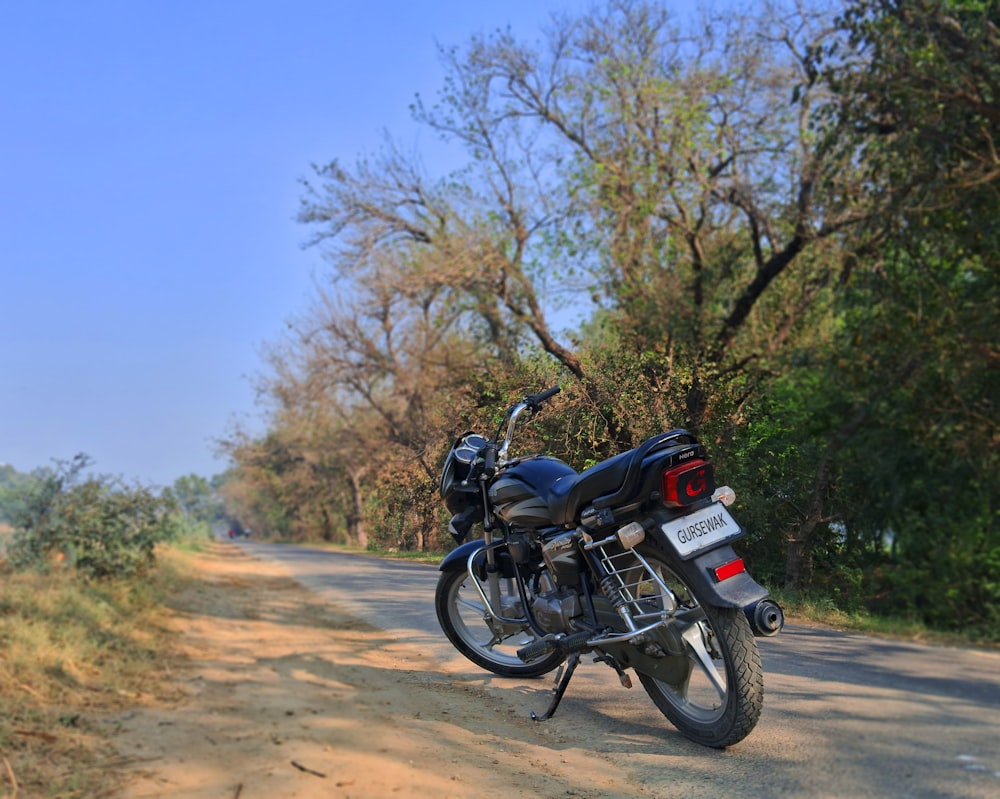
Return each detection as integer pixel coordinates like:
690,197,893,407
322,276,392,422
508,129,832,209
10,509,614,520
1,0,594,487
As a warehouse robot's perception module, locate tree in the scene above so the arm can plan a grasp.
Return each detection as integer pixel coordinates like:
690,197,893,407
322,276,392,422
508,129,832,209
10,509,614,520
766,0,1000,627
432,1,869,434
0,463,33,525
167,473,223,528
230,0,866,557
297,1,870,454
822,0,1000,222
214,1,998,637
219,240,505,549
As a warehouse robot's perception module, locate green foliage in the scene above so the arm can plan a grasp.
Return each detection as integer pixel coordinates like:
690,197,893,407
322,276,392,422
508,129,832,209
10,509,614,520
820,0,1000,267
166,473,224,526
4,454,177,580
868,508,1000,641
361,476,442,552
0,462,34,524
216,0,999,640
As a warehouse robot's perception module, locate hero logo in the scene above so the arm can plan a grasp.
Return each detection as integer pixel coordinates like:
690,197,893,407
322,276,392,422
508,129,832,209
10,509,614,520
686,468,707,497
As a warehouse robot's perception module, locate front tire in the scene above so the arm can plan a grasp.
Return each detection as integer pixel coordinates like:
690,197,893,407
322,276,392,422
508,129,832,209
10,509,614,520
627,544,764,748
435,568,564,678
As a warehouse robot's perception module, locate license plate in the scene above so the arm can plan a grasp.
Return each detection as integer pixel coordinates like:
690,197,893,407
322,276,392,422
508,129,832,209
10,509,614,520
660,502,743,558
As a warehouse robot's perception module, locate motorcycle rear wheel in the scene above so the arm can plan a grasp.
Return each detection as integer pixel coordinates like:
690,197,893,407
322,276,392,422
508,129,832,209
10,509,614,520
435,568,564,678
627,544,763,748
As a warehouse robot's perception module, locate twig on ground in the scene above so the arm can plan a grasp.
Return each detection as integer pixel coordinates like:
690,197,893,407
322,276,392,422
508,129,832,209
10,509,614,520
291,760,327,778
3,756,18,796
14,729,57,743
17,682,42,700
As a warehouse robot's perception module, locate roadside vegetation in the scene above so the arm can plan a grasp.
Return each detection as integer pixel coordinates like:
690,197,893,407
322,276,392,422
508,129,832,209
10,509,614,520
0,552,194,798
3,2,995,793
0,460,218,797
214,0,998,642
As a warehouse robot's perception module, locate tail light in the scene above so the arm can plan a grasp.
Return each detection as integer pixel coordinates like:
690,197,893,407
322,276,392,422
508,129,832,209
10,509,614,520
661,459,714,507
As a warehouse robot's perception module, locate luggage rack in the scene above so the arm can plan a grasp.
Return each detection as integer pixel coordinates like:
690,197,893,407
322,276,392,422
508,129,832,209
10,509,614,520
585,537,678,640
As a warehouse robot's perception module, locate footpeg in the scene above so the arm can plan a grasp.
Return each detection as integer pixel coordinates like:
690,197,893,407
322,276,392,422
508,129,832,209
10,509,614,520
517,631,592,663
517,636,559,662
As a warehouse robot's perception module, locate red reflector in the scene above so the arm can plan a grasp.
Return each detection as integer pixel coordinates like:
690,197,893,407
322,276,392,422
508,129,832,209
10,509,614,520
712,558,745,582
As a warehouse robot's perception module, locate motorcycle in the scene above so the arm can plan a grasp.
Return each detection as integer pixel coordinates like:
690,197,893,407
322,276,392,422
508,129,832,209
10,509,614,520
435,386,783,748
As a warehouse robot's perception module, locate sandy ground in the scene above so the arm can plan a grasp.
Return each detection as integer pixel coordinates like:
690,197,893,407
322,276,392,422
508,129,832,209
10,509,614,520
110,543,654,799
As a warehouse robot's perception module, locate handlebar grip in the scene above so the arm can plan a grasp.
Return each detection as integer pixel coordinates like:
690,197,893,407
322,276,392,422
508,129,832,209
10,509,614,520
525,385,561,408
483,442,497,473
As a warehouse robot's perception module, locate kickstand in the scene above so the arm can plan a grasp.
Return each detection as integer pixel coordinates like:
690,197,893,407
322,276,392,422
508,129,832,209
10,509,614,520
530,654,581,722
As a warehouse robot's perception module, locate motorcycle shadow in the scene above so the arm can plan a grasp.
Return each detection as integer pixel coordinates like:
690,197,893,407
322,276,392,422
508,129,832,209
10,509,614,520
432,662,722,757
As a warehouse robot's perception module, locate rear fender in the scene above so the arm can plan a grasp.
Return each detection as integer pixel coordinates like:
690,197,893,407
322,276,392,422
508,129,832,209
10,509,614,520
655,540,769,610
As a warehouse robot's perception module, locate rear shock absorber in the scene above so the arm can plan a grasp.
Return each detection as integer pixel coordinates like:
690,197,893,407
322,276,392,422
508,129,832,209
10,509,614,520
599,572,639,633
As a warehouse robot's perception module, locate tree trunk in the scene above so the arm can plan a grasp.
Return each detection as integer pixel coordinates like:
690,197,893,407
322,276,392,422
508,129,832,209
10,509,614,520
320,506,335,543
784,535,812,589
785,406,869,588
346,468,367,549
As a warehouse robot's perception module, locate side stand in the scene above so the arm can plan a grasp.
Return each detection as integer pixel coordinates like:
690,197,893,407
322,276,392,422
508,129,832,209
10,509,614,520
530,654,581,721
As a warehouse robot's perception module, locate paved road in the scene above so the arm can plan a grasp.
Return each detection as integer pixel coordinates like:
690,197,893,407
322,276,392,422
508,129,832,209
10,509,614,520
238,541,1000,798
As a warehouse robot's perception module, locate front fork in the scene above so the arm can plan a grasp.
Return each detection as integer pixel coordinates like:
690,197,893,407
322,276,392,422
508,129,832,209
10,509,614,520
453,534,540,638
481,528,506,622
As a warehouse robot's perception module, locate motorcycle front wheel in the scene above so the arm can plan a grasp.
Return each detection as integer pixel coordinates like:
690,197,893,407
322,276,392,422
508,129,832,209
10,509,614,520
435,568,564,678
626,544,764,748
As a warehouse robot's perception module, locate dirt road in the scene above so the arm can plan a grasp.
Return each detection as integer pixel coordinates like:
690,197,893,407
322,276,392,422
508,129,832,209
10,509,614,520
111,544,651,799
110,542,1000,799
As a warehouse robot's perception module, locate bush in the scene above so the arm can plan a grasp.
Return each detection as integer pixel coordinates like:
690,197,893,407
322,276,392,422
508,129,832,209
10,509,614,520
3,454,177,580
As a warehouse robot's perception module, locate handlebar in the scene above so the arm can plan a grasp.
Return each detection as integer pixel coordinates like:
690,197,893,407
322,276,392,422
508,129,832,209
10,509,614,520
524,385,561,410
494,385,561,466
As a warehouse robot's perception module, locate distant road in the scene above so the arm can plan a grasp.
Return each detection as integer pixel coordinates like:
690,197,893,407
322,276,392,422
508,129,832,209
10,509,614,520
239,540,1000,799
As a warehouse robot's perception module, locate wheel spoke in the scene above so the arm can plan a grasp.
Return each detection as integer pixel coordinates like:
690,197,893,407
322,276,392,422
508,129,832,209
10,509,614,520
435,567,564,677
455,592,486,614
681,621,727,698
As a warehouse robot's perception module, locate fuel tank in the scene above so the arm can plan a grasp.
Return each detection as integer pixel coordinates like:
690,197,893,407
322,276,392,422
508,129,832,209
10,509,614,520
488,456,577,527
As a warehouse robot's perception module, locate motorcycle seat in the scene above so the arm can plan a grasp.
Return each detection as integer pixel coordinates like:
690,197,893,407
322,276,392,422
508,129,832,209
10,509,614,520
547,430,698,525
547,450,633,525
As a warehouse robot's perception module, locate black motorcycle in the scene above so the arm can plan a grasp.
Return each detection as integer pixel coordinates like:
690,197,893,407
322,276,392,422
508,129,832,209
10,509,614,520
435,386,783,748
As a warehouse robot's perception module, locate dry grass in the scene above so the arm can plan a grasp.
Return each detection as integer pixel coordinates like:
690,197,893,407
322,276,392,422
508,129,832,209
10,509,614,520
0,523,13,559
0,549,194,798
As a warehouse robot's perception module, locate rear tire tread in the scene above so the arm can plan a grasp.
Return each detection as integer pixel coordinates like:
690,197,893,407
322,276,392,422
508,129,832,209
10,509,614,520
643,605,763,748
